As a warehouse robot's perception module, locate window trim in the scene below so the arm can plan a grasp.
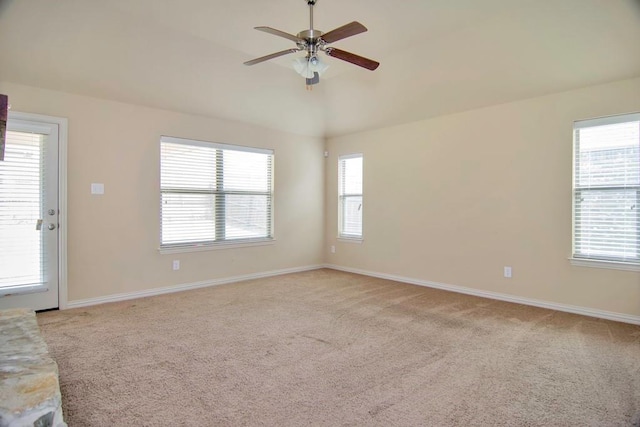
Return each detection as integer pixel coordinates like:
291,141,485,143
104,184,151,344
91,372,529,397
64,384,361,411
159,135,274,252
571,112,640,268
161,135,274,156
574,113,640,130
158,238,275,254
337,237,364,244
338,153,364,240
568,257,640,272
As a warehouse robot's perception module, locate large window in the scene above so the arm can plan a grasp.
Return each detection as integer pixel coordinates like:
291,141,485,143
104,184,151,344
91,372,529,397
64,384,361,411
338,153,363,239
160,136,273,249
573,113,639,266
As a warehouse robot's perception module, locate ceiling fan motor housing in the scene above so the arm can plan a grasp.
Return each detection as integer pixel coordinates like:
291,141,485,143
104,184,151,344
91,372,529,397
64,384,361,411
297,29,323,42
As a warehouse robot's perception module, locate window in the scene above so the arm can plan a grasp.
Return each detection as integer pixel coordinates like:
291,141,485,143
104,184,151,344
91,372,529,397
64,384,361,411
338,153,363,239
160,136,273,249
573,113,639,266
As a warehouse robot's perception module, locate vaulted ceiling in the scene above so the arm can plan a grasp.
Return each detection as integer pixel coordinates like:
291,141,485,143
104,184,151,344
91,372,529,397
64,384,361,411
1,0,639,137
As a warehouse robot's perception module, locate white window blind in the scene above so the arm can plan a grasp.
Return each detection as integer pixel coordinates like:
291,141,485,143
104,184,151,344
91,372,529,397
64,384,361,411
573,113,639,264
338,153,363,238
160,136,273,248
0,130,45,289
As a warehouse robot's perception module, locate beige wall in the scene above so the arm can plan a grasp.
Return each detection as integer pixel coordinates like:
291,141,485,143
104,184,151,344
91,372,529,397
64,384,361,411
2,77,638,317
325,77,640,318
0,82,325,302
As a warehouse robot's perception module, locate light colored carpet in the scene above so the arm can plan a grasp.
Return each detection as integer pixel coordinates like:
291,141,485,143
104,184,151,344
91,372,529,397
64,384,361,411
37,269,640,426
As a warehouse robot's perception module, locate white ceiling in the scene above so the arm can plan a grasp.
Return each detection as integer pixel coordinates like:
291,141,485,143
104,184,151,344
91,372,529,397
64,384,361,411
1,0,639,138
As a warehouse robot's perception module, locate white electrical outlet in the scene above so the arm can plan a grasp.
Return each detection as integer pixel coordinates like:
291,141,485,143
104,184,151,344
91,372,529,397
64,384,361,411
172,260,180,271
330,245,336,253
504,266,512,278
90,183,104,195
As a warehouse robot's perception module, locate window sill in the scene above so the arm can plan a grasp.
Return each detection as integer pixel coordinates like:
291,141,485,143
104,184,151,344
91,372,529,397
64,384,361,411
569,257,640,272
159,238,275,255
338,237,363,244
0,283,48,297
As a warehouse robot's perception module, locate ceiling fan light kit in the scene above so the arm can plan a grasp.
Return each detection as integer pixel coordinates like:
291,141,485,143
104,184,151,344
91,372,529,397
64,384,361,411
244,0,380,90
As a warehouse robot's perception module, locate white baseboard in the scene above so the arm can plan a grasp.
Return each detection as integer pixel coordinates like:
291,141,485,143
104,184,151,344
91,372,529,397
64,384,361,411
66,265,324,309
66,263,640,326
324,264,640,326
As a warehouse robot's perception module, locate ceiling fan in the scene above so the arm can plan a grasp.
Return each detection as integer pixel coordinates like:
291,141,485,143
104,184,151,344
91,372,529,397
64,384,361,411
244,0,380,89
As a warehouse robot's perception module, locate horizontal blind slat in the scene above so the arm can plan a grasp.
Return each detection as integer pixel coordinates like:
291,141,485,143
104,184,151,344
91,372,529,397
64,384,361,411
160,139,273,246
339,154,363,238
0,131,45,289
573,117,639,263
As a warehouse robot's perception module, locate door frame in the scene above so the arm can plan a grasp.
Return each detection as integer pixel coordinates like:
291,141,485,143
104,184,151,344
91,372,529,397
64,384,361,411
8,111,68,309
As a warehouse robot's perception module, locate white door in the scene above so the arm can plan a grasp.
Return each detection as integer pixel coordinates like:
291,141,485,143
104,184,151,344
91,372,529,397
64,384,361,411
0,116,60,311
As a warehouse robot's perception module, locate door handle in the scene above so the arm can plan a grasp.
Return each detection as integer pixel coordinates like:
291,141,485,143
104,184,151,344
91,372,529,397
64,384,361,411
35,220,55,230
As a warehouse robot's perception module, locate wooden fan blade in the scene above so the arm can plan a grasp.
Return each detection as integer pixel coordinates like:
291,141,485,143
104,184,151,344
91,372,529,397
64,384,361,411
325,48,379,71
255,26,304,43
321,21,367,44
244,49,299,66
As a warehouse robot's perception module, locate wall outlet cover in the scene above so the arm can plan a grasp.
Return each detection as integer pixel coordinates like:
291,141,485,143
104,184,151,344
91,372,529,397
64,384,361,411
91,183,104,195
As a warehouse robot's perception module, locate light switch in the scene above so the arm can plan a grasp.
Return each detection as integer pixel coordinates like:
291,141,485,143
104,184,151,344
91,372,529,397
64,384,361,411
91,183,104,195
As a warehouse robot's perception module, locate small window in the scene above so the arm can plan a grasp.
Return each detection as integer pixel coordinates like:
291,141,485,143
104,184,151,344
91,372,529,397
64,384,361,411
160,136,273,249
573,113,639,265
338,153,363,239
